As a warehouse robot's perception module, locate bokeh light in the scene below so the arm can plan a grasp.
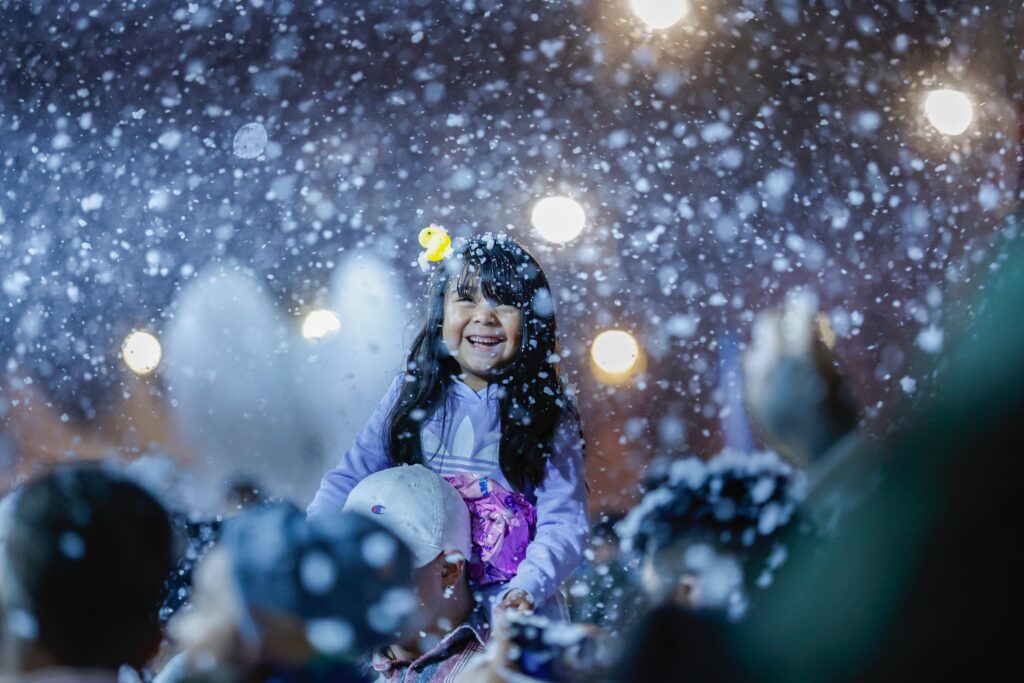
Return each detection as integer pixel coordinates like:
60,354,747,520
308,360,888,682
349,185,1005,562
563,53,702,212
923,89,973,136
531,196,586,244
122,330,162,375
630,0,689,29
591,329,641,375
302,309,341,341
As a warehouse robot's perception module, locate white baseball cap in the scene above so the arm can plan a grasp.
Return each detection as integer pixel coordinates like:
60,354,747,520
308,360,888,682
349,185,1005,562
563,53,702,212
342,464,471,569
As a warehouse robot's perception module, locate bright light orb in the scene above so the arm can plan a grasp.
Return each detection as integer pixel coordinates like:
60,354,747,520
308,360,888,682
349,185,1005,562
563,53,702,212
923,89,973,136
122,330,162,375
630,0,689,29
591,330,641,375
302,309,341,341
531,196,586,244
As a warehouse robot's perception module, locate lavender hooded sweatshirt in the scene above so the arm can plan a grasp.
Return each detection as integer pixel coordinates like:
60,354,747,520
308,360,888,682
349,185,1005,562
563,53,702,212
307,376,590,606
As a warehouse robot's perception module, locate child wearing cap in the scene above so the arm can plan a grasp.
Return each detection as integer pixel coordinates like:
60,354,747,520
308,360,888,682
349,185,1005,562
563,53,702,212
343,465,491,682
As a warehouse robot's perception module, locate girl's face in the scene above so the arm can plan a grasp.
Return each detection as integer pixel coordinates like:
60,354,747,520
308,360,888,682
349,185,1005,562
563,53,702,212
442,281,522,390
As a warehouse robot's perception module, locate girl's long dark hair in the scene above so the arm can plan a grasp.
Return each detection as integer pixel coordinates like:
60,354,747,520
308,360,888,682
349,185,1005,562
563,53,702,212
385,233,579,490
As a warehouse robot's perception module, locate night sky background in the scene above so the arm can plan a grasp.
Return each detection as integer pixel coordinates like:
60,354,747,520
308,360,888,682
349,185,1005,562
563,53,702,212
2,0,1021,508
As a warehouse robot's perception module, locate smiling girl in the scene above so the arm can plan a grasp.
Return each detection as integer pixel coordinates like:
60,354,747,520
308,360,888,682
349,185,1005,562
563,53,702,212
307,232,589,620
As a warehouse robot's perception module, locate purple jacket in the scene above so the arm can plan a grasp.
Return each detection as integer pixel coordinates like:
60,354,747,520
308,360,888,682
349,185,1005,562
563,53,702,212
307,376,590,605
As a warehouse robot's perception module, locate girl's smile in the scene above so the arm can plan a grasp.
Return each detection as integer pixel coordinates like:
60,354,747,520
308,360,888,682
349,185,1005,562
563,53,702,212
465,334,505,349
443,284,522,390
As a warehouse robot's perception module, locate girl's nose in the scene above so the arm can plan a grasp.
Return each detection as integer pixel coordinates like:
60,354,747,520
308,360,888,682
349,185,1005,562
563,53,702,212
472,303,499,324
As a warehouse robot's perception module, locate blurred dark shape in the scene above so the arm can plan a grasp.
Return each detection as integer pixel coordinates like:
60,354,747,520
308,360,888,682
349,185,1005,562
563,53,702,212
163,503,412,683
567,515,646,634
221,502,412,650
161,514,221,622
614,604,746,683
1,464,175,672
504,612,602,682
744,301,860,466
613,234,1024,680
120,453,224,623
733,237,1024,680
225,477,266,511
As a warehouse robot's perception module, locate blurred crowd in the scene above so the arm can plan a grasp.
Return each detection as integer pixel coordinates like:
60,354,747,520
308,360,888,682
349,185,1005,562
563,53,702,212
1,240,1022,683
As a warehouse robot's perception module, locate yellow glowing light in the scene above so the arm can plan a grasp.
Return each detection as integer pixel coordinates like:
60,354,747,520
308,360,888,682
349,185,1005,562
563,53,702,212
531,196,586,244
923,89,973,136
630,0,689,29
591,330,641,375
302,309,341,341
122,330,162,375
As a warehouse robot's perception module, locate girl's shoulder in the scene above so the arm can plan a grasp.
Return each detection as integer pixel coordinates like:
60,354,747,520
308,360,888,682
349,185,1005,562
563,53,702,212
382,373,404,397
377,373,410,409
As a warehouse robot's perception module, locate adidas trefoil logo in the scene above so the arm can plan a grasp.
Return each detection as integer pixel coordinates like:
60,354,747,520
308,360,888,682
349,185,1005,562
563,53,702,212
421,415,499,466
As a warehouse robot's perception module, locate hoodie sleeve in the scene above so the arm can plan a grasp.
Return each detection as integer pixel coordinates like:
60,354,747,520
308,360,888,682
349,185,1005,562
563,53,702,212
306,375,403,520
506,409,590,606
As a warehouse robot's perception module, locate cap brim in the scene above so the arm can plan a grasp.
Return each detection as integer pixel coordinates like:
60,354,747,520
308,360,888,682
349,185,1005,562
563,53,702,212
408,539,445,569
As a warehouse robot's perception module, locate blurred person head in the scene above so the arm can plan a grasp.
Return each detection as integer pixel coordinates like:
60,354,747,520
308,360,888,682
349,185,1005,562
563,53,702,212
342,464,474,656
0,465,174,673
170,502,412,678
618,450,807,620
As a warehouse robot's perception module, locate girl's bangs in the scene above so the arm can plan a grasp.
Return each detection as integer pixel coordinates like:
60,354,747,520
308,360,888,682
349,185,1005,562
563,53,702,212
452,246,529,307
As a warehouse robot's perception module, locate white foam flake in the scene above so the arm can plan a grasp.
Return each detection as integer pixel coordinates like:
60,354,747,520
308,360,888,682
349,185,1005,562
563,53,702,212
299,549,337,595
367,587,417,633
306,618,354,655
80,193,105,212
701,121,733,143
916,325,944,354
764,169,795,199
158,129,183,150
147,189,170,211
978,184,1001,211
361,531,398,569
233,122,268,159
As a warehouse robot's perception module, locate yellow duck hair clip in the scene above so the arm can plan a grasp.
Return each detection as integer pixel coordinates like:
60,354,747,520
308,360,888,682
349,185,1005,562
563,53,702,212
417,224,453,271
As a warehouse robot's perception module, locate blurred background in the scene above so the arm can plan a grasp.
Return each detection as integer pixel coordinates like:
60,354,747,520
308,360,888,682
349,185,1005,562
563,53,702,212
1,0,1021,513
